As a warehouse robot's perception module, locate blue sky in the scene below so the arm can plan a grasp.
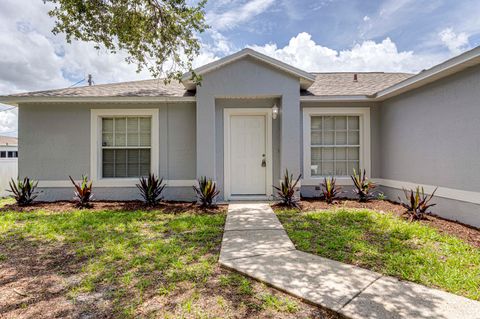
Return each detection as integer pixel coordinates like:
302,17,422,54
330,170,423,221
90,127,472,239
0,0,479,135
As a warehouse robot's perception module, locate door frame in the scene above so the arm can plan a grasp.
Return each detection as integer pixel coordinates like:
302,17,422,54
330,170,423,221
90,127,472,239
224,108,273,201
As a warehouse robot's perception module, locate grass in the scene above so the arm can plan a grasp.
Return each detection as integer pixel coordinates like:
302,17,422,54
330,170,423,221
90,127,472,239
0,199,328,318
277,208,480,301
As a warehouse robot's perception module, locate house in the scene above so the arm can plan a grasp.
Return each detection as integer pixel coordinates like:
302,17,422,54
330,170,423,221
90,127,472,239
1,47,480,226
0,135,18,197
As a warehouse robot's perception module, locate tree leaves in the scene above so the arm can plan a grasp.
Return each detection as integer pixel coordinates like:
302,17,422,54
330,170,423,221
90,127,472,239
44,0,208,81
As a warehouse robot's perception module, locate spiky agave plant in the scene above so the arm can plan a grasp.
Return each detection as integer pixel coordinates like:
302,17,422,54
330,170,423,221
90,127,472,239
274,169,301,208
136,174,166,206
69,175,93,208
193,177,220,208
321,176,342,204
399,186,437,221
351,169,376,202
8,177,38,205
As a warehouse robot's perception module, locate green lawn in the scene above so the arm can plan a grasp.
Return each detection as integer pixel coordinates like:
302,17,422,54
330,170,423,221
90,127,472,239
0,199,331,319
276,208,480,301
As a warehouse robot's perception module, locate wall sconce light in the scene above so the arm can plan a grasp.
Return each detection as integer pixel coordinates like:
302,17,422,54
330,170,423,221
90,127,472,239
272,103,279,119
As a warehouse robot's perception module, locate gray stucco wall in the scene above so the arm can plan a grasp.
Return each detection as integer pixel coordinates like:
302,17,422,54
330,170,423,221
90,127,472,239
379,64,480,226
195,57,301,185
18,102,196,200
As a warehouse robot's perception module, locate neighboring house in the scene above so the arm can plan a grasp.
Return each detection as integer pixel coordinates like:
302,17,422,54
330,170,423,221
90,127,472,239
0,135,18,197
1,47,480,226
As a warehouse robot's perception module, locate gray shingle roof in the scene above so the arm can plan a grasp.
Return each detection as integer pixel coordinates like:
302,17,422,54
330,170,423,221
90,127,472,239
7,72,413,98
303,72,414,96
10,79,194,98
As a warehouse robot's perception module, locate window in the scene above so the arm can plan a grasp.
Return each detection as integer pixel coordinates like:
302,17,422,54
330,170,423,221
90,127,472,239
303,108,370,183
91,109,159,186
310,116,360,176
101,117,151,178
0,151,5,158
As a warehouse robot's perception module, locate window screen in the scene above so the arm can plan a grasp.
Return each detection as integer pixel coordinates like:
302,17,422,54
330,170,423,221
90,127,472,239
310,116,360,177
101,117,151,178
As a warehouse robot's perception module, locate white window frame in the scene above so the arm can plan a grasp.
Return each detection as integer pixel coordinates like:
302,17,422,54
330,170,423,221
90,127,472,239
90,109,159,187
302,107,370,186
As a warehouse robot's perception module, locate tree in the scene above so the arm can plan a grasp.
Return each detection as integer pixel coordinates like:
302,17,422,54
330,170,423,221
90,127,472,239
45,0,208,82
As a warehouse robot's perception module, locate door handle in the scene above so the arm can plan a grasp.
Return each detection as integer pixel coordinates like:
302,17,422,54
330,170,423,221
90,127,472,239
261,159,266,167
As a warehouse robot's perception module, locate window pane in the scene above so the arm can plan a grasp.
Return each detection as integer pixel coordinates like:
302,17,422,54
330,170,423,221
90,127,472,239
103,163,114,178
322,147,334,160
335,161,347,176
140,133,151,146
103,149,114,163
311,131,322,145
348,116,359,130
0,151,5,158
102,118,113,132
348,131,359,145
102,133,113,146
348,161,360,175
311,116,322,129
140,149,150,164
127,117,138,132
127,132,139,146
115,118,126,132
311,148,321,176
323,131,334,145
348,147,359,160
8,151,14,158
335,131,347,145
322,161,334,176
335,116,347,130
324,116,334,130
115,133,126,146
140,117,151,132
335,147,347,160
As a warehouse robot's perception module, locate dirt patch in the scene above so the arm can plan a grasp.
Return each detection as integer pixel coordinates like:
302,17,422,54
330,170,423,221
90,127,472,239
274,198,480,248
1,200,227,215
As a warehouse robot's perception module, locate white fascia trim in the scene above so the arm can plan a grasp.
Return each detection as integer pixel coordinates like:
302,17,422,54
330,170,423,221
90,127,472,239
374,178,480,205
0,96,196,105
90,109,160,186
302,107,371,183
300,95,375,102
38,179,196,188
376,46,480,100
182,48,315,90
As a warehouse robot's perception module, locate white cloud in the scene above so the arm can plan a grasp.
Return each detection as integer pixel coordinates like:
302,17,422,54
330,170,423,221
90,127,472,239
206,0,274,31
0,105,18,136
439,28,470,55
363,16,370,22
249,32,444,73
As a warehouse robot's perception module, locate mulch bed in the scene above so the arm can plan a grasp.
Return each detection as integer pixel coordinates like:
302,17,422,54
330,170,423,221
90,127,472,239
274,198,480,248
1,200,227,215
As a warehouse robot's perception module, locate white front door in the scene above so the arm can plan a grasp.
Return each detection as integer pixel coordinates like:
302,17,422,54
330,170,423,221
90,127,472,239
229,115,267,195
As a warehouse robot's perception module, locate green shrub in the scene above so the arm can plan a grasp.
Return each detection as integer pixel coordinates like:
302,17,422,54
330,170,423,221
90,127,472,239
136,174,166,206
320,176,342,204
193,177,220,208
8,177,38,205
69,175,93,208
274,169,301,208
399,186,437,221
351,169,376,202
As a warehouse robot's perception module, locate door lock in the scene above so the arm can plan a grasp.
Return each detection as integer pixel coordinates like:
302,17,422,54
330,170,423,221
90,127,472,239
261,159,266,167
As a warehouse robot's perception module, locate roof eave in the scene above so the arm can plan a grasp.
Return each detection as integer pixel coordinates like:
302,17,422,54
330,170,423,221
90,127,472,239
376,46,480,100
0,96,196,105
300,95,376,102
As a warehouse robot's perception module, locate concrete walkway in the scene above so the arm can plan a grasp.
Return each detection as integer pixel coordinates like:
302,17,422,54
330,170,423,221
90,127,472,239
219,203,480,319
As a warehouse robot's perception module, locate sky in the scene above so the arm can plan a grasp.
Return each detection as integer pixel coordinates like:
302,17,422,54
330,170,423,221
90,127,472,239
0,0,479,136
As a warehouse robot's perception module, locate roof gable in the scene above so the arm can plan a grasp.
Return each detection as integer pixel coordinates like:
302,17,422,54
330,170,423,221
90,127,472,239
181,48,316,90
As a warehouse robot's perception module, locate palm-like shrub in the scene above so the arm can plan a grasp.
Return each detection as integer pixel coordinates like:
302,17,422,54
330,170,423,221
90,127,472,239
8,177,38,205
193,177,220,208
136,174,166,206
351,169,376,202
69,175,93,208
320,176,342,204
274,169,301,208
400,186,437,221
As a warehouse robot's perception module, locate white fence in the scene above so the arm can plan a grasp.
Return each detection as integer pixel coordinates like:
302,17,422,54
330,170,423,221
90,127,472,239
0,159,18,197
